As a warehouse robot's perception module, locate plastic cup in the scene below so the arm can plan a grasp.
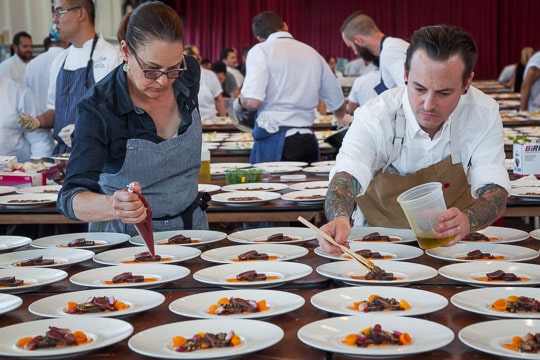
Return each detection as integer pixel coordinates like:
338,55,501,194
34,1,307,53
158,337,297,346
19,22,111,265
396,182,453,249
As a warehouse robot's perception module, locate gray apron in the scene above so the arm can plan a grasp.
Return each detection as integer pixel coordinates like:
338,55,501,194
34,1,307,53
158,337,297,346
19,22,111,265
89,108,209,236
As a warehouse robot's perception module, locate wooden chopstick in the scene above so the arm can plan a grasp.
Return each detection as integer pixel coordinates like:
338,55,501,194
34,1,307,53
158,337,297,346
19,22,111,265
297,216,378,272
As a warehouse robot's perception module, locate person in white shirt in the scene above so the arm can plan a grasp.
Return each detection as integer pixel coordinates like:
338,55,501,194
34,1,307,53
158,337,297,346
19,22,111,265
340,11,409,94
497,63,516,85
345,55,377,77
24,31,70,114
18,0,121,155
327,55,344,78
0,31,33,83
347,57,380,114
221,47,244,88
0,76,54,161
233,11,346,164
317,25,509,254
520,51,540,111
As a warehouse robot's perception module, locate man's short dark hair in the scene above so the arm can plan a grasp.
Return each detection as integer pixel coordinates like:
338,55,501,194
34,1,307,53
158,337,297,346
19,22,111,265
405,25,477,85
11,31,31,56
252,11,284,39
210,61,226,74
220,47,235,61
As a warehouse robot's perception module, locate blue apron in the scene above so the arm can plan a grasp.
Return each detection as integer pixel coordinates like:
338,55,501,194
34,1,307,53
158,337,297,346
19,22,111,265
374,36,388,95
53,35,98,155
89,107,209,236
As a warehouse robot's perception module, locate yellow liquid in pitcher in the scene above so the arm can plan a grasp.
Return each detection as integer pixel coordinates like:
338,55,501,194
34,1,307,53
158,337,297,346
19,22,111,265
416,235,454,249
198,160,211,183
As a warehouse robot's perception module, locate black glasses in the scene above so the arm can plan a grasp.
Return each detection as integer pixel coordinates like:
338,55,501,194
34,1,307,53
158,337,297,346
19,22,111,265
129,45,187,79
52,6,81,18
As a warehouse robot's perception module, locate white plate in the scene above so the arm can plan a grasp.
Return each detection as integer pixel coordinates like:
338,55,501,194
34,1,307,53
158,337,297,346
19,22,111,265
316,260,438,286
451,287,540,319
28,288,165,318
219,142,253,150
288,180,329,191
426,243,538,262
302,165,332,176
298,315,454,357
253,161,308,168
0,267,67,294
70,263,190,289
0,293,22,314
128,318,283,359
227,227,317,245
31,232,130,252
529,228,540,240
16,184,62,195
193,261,312,288
93,245,200,266
0,235,31,252
211,191,280,207
0,193,57,209
459,319,540,359
314,242,424,261
0,186,16,195
438,261,540,286
0,317,133,358
210,162,251,169
254,166,303,175
348,227,417,244
511,186,540,199
311,286,448,316
281,188,327,205
198,184,221,193
130,230,226,247
201,244,309,264
0,248,93,269
458,226,529,244
169,289,305,319
310,160,336,167
220,182,289,192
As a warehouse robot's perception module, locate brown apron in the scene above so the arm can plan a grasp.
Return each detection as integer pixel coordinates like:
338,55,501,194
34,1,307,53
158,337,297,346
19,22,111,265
356,107,474,228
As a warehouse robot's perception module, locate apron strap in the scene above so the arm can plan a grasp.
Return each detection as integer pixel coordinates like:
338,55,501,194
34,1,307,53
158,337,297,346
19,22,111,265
449,118,462,164
85,34,99,88
383,106,406,173
179,192,211,230
374,36,388,94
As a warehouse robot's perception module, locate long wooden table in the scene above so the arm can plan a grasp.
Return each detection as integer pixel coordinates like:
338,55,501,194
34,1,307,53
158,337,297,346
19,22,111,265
1,235,539,359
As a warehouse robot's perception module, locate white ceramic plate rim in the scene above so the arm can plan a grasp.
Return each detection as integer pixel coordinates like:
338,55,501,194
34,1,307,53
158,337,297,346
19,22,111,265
16,185,62,194
211,191,281,205
28,288,165,318
302,165,333,174
288,180,329,191
227,227,317,244
0,317,133,357
0,235,32,251
30,232,130,250
0,248,94,268
253,166,303,174
69,263,190,288
0,186,17,195
0,193,57,208
253,161,308,168
281,188,327,203
426,243,539,262
314,242,423,261
348,227,417,244
529,228,540,240
0,293,22,315
457,226,530,244
130,230,226,247
438,261,540,286
198,184,221,193
169,289,305,319
220,182,289,192
0,267,67,294
93,245,201,266
297,315,454,356
200,244,309,263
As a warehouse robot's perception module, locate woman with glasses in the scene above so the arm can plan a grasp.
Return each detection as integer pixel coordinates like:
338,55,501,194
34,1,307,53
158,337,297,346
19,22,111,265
57,1,209,235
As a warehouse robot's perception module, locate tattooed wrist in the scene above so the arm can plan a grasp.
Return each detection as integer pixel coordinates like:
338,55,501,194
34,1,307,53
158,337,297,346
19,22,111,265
324,172,361,222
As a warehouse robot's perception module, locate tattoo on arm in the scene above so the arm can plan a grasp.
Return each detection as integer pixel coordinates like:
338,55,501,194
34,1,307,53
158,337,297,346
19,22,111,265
325,172,362,221
463,184,508,232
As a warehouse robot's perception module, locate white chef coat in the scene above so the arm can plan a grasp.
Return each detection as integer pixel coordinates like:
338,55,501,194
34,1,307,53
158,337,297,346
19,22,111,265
198,67,223,118
348,69,380,107
0,55,27,83
523,52,540,111
345,58,377,76
379,37,409,90
0,76,54,160
227,66,244,87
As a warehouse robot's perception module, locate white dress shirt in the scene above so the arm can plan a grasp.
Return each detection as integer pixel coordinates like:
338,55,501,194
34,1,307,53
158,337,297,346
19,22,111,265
227,66,244,87
333,86,510,198
379,37,409,90
198,68,223,118
0,76,54,160
523,52,540,111
0,55,27,83
345,58,377,76
348,69,380,107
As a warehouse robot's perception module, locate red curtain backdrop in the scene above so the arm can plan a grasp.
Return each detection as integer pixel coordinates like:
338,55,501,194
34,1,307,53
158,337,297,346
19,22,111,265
181,0,540,80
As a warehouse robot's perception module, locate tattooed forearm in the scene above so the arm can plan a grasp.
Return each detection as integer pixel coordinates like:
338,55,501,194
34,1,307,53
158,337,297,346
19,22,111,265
325,172,362,221
463,184,508,231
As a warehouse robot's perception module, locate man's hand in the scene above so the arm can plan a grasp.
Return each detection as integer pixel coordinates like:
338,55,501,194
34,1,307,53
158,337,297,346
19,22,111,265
318,216,352,254
434,207,470,246
335,114,352,128
18,113,40,131
59,124,75,147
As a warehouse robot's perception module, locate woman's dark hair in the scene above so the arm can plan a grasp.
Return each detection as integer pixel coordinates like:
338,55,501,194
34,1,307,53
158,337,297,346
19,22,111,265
405,25,477,85
120,1,183,51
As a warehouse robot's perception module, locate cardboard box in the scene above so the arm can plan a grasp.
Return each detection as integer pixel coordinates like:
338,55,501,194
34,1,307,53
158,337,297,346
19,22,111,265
0,172,46,188
513,143,540,175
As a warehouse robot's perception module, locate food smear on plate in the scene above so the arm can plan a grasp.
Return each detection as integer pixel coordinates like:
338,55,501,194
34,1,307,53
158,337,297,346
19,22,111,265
343,249,392,260
158,234,200,245
17,326,92,350
461,232,500,242
59,238,97,248
15,255,56,266
254,233,297,242
7,199,51,204
294,194,325,200
227,270,278,282
121,251,171,264
171,331,241,352
102,271,157,285
0,276,29,288
491,295,540,313
353,232,400,242
234,250,277,261
127,181,155,257
472,270,529,282
349,270,401,281
342,323,412,347
456,249,504,261
208,297,269,315
227,196,262,201
347,294,410,312
64,295,130,314
503,332,540,353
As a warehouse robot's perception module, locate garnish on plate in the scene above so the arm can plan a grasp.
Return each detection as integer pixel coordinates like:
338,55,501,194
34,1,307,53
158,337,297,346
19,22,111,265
342,323,412,347
171,331,241,352
102,271,157,285
158,234,199,245
456,249,504,261
349,269,400,281
64,295,130,314
227,270,278,282
461,232,499,242
491,295,540,313
17,326,92,350
354,232,400,242
235,250,277,261
503,332,540,353
472,270,528,282
208,297,268,315
348,294,410,312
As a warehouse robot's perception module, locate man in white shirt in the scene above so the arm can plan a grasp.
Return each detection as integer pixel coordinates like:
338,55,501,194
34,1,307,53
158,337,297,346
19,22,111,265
0,31,33,83
340,11,409,94
347,58,380,114
520,51,540,111
0,76,54,161
18,0,121,155
317,25,509,254
345,55,377,77
221,47,244,88
234,11,346,164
